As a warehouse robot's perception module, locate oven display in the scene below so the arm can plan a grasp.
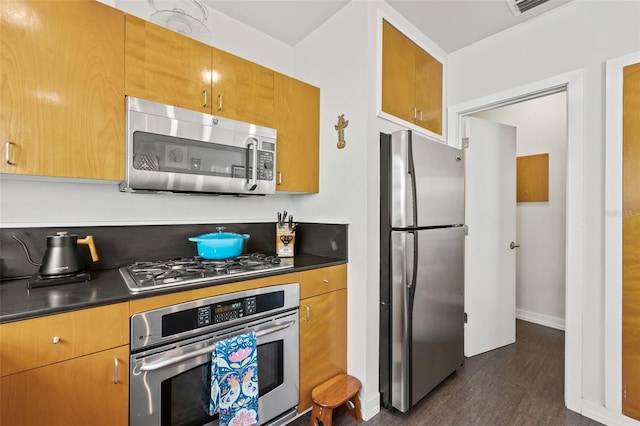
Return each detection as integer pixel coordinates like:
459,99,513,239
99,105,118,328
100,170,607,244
214,301,242,314
214,300,243,322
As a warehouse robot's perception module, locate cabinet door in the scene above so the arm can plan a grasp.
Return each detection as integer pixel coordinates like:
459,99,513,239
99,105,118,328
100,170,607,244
0,303,129,377
274,72,319,193
298,289,347,412
0,345,129,426
414,47,443,135
125,14,211,113
623,61,640,421
0,0,124,179
381,20,416,124
212,47,274,127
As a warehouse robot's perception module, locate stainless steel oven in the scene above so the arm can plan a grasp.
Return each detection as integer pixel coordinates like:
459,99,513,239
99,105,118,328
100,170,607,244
129,284,299,426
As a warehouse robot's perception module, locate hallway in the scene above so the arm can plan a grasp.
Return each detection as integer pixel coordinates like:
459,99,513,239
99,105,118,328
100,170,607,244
292,320,602,425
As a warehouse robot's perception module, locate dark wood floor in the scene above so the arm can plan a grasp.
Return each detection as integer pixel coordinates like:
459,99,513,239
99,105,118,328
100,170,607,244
291,320,603,426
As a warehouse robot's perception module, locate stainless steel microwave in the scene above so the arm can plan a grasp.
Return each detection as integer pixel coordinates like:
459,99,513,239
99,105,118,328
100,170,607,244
120,96,277,196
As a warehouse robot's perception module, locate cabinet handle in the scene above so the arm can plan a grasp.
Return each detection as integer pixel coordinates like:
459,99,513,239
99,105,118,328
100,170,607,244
323,279,329,283
203,90,208,107
5,141,13,165
412,107,417,121
418,110,423,122
114,357,119,384
277,171,282,185
304,305,310,322
218,94,223,111
52,336,60,344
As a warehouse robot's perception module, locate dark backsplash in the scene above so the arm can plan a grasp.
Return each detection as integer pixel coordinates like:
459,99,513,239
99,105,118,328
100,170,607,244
1,222,347,279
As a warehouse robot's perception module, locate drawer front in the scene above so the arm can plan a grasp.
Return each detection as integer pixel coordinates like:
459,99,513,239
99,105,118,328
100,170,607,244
0,302,129,377
299,264,347,299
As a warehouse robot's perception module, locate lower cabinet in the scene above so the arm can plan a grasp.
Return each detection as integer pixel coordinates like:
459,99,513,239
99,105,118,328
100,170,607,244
298,288,347,413
0,345,129,425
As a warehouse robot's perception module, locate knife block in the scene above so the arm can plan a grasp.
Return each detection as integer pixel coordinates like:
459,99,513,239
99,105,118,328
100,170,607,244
276,224,295,257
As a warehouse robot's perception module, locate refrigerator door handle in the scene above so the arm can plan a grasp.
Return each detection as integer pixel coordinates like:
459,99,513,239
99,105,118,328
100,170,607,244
406,231,418,294
407,138,418,228
404,230,419,409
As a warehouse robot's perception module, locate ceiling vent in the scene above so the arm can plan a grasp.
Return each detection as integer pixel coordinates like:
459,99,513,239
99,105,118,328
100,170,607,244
506,0,551,16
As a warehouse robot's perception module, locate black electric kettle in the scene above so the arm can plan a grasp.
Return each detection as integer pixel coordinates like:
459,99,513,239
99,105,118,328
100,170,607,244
38,232,99,276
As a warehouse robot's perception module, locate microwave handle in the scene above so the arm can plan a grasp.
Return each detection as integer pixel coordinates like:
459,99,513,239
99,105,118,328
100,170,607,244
139,321,295,371
246,138,258,191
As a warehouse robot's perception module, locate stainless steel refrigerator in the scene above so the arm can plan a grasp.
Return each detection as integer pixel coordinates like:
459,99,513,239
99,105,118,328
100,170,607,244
379,130,465,412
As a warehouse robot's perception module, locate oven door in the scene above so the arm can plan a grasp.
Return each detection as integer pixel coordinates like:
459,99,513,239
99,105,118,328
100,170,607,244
130,310,299,426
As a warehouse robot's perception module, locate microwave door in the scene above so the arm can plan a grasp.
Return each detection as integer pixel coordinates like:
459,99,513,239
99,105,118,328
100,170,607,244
123,96,277,195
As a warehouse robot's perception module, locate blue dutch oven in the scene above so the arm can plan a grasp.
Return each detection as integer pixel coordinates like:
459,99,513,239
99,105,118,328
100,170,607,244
188,228,250,259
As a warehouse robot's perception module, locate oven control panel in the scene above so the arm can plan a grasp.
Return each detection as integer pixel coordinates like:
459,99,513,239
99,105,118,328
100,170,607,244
162,293,281,338
206,296,257,324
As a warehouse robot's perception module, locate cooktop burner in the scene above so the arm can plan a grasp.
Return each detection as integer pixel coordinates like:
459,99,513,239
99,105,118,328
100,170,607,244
119,253,294,293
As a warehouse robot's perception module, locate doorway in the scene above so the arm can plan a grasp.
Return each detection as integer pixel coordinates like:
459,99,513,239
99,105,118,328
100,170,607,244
448,69,585,412
472,92,568,331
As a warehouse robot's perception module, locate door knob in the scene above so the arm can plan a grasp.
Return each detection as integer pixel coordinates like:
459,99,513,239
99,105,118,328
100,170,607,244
510,241,520,249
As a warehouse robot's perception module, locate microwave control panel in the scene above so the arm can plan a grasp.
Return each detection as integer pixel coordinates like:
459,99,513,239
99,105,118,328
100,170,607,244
257,151,274,181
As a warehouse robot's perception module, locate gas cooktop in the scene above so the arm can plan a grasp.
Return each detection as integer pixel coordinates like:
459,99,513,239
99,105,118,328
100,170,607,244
119,253,294,293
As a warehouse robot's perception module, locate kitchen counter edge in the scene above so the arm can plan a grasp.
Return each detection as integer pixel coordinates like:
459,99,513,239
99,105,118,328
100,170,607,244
0,254,346,324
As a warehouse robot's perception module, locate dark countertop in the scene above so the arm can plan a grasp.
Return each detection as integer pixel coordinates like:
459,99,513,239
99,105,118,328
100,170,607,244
0,254,346,324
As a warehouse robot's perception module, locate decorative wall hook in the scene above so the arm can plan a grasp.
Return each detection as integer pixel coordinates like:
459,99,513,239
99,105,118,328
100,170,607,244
334,114,349,149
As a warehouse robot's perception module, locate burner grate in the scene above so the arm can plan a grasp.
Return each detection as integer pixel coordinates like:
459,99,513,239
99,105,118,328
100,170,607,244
121,253,293,292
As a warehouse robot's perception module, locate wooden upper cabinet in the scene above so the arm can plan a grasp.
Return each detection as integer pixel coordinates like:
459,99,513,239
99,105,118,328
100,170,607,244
382,20,416,124
414,46,443,135
125,14,211,113
212,47,275,128
381,19,443,136
274,72,320,193
0,0,125,179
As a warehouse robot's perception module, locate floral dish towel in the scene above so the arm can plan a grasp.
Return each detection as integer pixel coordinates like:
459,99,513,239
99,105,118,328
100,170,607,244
210,331,259,426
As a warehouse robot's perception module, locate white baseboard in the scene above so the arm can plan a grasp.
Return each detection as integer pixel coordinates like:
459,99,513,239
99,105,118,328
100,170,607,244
581,398,640,426
361,392,381,421
516,308,565,331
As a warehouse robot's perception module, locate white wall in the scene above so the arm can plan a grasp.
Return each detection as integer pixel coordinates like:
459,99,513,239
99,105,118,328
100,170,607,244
293,0,378,416
447,0,640,417
474,92,567,330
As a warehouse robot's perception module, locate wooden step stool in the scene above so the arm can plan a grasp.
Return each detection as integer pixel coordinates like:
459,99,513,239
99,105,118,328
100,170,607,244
309,374,362,426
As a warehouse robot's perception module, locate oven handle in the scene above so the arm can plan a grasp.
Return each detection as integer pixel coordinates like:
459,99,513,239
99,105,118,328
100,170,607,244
139,320,295,372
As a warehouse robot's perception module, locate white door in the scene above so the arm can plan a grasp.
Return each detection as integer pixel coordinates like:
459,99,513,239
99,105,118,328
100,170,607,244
464,116,517,357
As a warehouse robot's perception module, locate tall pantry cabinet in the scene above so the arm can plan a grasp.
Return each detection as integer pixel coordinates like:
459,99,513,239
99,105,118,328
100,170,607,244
623,60,640,421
